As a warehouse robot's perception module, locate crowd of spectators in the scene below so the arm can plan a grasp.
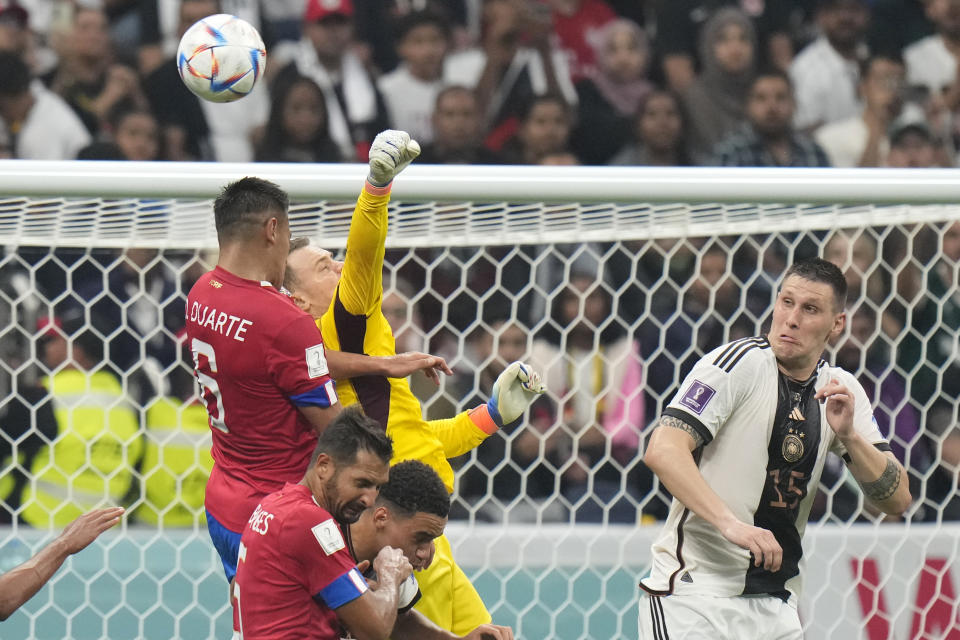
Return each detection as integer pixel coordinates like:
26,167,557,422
0,0,958,529
0,0,957,168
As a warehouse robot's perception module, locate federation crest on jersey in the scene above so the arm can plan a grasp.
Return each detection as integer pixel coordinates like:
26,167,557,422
306,344,329,378
312,519,345,555
782,434,804,462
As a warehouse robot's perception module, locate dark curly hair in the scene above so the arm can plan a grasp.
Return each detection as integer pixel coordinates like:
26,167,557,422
377,460,449,519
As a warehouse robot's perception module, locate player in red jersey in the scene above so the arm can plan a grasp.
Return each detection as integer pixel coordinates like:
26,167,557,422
235,406,406,640
236,410,513,640
185,177,450,597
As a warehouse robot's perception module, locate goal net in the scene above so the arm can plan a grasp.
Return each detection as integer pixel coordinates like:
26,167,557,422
0,162,957,639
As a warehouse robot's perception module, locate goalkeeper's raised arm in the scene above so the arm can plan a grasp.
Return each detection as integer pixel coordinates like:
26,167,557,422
282,128,546,635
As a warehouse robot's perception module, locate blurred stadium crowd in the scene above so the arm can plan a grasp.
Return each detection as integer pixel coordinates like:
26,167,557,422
0,0,958,530
0,0,958,168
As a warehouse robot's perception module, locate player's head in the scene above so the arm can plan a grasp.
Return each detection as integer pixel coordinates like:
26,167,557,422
306,405,393,524
362,460,449,571
768,258,848,375
214,177,291,286
283,237,344,319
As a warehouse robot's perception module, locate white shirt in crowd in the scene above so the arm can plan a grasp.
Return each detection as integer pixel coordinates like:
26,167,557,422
443,46,577,120
790,36,862,130
377,66,442,145
814,116,888,168
199,80,269,162
2,82,91,160
904,35,956,95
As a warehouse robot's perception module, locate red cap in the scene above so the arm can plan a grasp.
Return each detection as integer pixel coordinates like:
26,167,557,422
304,0,353,22
0,1,28,28
35,316,63,339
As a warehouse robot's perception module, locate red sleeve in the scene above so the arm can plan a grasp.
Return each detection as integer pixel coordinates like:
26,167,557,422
266,312,335,400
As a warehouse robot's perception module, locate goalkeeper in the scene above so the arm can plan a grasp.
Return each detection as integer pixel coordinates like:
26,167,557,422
283,129,545,633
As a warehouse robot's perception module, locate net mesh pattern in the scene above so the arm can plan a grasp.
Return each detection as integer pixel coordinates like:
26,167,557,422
0,193,958,639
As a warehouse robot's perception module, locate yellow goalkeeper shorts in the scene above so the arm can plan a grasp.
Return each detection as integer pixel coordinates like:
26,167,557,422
413,533,491,634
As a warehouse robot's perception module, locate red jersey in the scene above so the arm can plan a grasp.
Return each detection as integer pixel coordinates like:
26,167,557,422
553,0,618,81
185,266,338,532
235,484,367,639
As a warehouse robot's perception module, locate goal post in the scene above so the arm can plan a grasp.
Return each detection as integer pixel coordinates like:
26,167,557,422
0,162,958,639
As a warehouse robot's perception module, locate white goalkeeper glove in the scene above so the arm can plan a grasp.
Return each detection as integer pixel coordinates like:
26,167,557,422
368,129,420,187
486,361,546,427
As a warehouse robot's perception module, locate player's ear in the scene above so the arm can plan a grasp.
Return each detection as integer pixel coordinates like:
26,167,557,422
264,216,279,243
830,311,846,339
313,452,334,480
373,506,390,528
289,291,310,313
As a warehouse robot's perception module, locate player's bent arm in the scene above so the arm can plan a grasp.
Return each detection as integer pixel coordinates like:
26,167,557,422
336,590,400,640
644,417,738,532
644,416,783,572
430,409,497,459
0,538,73,621
338,184,391,317
297,404,342,436
392,610,514,640
0,508,123,620
336,547,411,640
843,437,911,516
326,349,452,382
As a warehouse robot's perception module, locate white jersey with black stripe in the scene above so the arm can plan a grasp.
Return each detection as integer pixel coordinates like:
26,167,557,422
639,336,890,605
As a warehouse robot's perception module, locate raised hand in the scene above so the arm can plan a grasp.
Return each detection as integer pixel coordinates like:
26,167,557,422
814,378,855,439
57,507,125,555
371,546,413,590
487,361,546,427
368,130,421,187
387,352,453,385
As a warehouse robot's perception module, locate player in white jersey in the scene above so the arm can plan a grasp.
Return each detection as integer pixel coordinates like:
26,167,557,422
639,257,911,639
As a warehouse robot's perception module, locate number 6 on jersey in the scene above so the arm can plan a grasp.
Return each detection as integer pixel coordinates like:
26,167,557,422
192,337,229,433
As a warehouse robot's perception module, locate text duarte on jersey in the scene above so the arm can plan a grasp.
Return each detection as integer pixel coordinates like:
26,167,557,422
189,300,254,342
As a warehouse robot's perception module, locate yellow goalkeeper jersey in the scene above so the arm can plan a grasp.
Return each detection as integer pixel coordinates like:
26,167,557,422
317,184,492,491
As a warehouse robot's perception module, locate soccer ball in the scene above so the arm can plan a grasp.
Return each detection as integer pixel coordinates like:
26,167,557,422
176,14,266,103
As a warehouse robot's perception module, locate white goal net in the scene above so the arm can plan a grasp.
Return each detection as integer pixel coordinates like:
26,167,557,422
0,162,958,639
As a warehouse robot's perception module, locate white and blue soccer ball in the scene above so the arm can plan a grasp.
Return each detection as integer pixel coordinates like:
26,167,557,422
176,14,266,103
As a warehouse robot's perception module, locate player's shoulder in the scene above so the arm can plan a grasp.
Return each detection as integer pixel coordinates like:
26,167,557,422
186,269,218,297
702,336,773,375
281,501,348,556
816,361,863,390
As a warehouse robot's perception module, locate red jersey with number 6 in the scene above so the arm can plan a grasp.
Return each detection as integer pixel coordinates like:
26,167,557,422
186,266,338,532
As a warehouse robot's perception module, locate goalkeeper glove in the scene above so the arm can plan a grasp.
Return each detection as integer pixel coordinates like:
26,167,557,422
486,361,546,428
368,129,420,187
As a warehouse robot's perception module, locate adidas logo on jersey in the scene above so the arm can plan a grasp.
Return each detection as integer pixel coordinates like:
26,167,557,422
680,571,694,583
789,407,804,421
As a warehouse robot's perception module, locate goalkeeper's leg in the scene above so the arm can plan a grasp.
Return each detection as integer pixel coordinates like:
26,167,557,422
413,534,492,634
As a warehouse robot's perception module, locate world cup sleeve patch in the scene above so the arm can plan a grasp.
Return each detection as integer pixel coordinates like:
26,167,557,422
680,380,716,415
312,519,345,555
306,344,329,378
